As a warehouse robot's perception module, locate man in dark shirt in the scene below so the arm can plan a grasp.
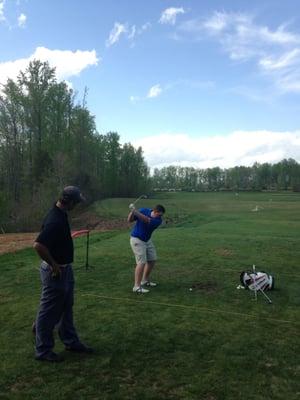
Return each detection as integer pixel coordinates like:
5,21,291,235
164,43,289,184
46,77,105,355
33,186,94,362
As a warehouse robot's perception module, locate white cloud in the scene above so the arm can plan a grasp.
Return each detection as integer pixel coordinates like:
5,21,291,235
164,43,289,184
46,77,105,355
159,7,185,25
140,22,151,32
0,0,6,22
106,22,128,47
147,84,162,98
202,11,233,32
34,47,99,78
258,48,300,93
128,25,136,40
130,80,213,103
258,24,300,45
133,130,300,169
129,84,162,103
0,1,27,29
179,11,300,93
129,95,140,103
17,13,26,27
0,47,99,86
199,12,300,47
276,73,300,93
181,12,300,60
106,21,151,47
259,49,300,70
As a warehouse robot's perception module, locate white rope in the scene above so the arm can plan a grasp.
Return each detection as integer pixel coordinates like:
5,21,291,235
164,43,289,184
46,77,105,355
81,292,298,326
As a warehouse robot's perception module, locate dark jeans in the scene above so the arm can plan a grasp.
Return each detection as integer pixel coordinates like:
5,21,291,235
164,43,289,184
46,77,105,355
35,262,80,357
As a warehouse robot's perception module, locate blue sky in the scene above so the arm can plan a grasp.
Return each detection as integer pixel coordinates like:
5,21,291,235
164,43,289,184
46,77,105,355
1,0,300,169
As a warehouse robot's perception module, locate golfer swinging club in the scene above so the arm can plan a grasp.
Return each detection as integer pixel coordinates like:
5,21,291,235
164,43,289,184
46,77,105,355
128,202,166,293
33,186,94,362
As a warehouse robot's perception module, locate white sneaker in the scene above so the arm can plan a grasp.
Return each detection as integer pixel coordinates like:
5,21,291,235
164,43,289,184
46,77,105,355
141,281,157,287
132,286,149,294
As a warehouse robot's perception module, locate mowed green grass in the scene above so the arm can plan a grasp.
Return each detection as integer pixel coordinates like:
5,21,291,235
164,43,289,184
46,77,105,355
0,192,299,400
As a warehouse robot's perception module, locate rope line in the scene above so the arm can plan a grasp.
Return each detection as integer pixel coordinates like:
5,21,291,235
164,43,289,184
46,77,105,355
81,293,298,325
159,267,300,279
73,263,300,279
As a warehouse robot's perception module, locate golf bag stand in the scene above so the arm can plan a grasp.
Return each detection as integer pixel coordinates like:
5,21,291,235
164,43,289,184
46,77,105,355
240,265,274,304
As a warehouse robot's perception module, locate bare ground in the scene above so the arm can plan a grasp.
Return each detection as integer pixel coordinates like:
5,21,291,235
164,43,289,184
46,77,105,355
0,232,37,255
0,213,130,255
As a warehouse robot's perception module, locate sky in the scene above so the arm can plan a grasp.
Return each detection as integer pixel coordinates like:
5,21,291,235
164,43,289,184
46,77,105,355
1,0,300,170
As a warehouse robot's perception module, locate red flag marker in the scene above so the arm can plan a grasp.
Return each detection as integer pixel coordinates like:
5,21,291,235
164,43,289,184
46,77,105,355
71,229,91,270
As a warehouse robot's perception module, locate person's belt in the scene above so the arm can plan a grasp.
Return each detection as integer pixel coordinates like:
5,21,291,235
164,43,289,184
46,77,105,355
131,235,147,242
42,261,70,268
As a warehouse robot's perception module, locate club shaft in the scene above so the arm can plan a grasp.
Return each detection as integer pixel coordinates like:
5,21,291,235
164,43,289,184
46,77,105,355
133,195,146,205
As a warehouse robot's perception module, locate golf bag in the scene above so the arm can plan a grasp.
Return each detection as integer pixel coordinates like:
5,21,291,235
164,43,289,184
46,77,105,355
240,270,274,291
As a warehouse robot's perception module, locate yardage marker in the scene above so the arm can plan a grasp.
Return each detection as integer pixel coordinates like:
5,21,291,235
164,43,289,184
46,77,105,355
81,293,298,325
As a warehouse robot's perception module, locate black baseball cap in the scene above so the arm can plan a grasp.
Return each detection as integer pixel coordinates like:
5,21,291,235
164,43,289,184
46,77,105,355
61,186,85,203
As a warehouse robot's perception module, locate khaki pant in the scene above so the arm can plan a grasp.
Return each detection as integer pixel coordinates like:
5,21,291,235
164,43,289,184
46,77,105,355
130,237,157,265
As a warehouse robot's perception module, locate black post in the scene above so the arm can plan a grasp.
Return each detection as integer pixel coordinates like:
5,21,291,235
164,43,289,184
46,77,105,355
85,231,89,270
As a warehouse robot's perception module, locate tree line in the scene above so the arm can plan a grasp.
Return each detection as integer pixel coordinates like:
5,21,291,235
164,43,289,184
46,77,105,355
0,60,150,231
1,60,299,232
152,159,300,192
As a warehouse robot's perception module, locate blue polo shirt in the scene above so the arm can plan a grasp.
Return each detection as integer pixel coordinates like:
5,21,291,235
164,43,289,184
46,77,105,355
131,208,162,242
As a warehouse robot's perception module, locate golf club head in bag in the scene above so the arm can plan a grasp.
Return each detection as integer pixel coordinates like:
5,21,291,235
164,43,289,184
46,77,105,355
240,270,274,291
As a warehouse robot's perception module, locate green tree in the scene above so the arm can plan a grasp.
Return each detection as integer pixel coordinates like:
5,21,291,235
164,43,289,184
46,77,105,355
0,79,25,203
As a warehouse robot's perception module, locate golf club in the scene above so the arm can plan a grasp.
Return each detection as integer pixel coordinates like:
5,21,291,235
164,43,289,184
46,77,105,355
133,194,147,205
129,194,147,210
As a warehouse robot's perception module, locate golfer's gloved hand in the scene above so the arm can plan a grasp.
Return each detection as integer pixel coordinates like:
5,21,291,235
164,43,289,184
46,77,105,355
129,203,135,211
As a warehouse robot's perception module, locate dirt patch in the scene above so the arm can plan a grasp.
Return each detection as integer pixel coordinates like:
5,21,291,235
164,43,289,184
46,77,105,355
0,214,131,255
71,211,130,231
0,232,37,255
215,248,234,257
189,282,217,293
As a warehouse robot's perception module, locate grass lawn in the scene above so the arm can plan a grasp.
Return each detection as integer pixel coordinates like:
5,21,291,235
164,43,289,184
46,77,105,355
0,191,299,399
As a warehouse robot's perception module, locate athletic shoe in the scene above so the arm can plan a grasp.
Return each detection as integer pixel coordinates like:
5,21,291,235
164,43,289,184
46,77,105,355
141,281,157,287
65,343,94,354
35,351,64,363
132,286,149,294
